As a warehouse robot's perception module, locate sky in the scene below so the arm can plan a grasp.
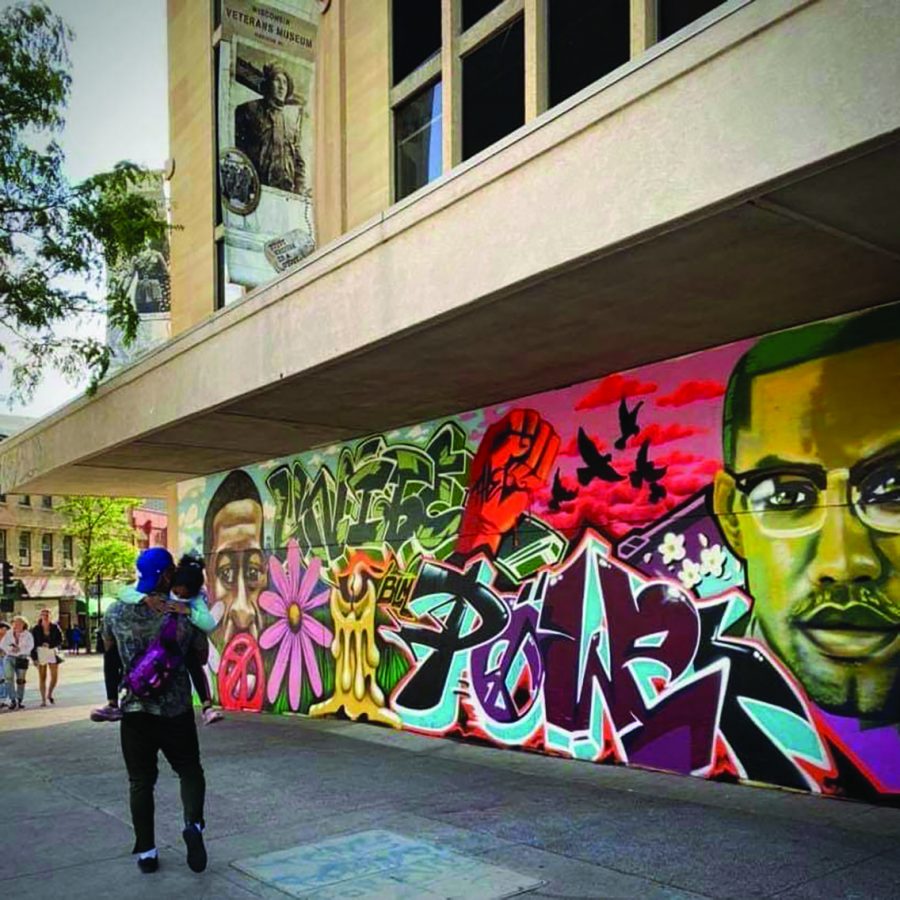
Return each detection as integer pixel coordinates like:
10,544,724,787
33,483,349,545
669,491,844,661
0,0,168,419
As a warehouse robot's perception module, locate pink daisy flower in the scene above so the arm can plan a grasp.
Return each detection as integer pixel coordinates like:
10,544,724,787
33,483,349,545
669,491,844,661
259,539,332,710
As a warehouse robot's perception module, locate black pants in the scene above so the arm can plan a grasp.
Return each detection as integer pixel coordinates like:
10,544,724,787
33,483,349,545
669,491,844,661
120,711,206,853
106,646,211,705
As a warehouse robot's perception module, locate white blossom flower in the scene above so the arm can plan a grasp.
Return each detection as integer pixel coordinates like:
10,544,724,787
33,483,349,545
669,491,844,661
700,543,727,579
658,532,686,565
678,559,702,589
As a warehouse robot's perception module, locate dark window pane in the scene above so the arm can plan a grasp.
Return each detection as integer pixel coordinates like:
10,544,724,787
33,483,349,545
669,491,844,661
393,0,442,84
395,81,443,201
462,0,504,31
42,534,53,567
19,532,30,566
41,495,52,508
659,0,728,40
549,0,630,108
462,17,524,161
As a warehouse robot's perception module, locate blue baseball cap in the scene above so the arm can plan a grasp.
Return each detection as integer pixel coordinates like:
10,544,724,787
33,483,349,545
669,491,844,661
136,547,175,593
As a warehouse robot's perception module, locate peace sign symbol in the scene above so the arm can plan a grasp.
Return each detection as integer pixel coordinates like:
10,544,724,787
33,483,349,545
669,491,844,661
217,633,264,711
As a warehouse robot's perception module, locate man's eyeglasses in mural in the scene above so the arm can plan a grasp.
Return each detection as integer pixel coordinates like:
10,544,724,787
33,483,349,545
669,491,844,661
723,450,900,538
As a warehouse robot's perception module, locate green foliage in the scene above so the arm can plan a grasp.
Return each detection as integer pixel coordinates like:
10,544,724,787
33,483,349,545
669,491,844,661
0,2,168,400
58,495,140,586
90,538,138,581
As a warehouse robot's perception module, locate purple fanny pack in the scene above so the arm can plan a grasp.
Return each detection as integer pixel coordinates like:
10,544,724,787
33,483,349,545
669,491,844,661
123,615,183,699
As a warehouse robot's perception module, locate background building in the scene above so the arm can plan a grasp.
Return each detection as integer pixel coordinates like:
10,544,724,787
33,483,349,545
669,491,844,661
131,498,168,551
0,416,81,626
2,0,899,802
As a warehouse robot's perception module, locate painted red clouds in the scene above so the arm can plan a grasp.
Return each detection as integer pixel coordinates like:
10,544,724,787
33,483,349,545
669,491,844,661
655,379,725,408
631,422,706,447
574,374,657,410
539,439,721,539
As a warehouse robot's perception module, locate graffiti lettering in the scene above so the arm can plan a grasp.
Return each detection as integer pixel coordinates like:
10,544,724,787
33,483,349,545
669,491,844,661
386,559,509,732
266,423,471,565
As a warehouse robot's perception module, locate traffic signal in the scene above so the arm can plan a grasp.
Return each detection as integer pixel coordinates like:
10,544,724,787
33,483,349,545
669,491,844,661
0,560,12,612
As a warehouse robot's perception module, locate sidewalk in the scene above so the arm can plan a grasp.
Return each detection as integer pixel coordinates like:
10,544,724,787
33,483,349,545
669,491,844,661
2,655,899,899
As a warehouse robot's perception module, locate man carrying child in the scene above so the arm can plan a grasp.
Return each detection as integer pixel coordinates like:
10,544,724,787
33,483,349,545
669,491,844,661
102,547,210,874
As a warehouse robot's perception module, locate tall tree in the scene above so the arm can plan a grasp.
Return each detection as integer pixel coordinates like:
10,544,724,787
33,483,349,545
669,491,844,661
59,496,139,647
0,2,168,399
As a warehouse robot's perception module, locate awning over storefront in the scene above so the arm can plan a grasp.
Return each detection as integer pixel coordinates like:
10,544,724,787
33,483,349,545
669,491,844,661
1,0,898,499
21,575,82,599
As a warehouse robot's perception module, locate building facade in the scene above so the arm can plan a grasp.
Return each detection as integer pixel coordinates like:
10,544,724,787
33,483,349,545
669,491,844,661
0,417,81,626
132,499,169,551
2,0,899,802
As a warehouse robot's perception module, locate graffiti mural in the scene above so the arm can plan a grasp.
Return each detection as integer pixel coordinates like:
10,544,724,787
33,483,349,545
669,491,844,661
178,302,900,801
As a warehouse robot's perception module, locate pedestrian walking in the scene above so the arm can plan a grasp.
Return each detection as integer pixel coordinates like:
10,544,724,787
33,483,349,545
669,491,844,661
101,554,222,725
0,616,35,709
0,621,9,708
31,608,64,706
65,626,74,655
71,624,82,655
102,547,210,874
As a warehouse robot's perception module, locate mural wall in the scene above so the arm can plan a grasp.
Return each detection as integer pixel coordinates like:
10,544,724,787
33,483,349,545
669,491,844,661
177,303,900,801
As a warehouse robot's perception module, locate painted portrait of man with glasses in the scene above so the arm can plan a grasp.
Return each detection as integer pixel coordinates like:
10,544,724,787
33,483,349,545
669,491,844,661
714,304,900,722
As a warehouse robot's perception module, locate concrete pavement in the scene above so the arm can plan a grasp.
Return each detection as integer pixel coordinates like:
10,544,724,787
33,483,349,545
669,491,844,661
2,655,900,899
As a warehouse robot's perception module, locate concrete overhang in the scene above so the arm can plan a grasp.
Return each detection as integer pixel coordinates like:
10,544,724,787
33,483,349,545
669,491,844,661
3,0,900,497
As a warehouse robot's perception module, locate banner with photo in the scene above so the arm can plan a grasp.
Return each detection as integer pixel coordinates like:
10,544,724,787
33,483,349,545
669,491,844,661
218,0,318,293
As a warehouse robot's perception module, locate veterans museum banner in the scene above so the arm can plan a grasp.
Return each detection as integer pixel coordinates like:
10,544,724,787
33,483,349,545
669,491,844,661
218,0,318,292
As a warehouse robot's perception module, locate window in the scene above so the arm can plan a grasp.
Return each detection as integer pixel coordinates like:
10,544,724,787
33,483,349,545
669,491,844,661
19,494,30,506
19,532,31,567
0,493,6,503
549,0,630,108
462,17,525,161
395,81,443,201
41,495,52,509
63,535,74,568
215,240,246,309
392,0,442,85
42,533,53,568
462,0,504,32
658,0,729,40
387,0,671,194
0,529,6,562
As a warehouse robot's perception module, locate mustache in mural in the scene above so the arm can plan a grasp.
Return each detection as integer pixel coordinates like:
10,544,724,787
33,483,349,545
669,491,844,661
792,583,900,631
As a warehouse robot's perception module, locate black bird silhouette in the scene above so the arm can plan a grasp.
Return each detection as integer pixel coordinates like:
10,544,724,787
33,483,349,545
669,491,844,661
548,469,578,512
614,398,644,450
577,427,624,486
629,438,667,502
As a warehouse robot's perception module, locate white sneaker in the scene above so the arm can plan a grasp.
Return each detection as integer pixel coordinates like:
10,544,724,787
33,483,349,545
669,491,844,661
202,706,224,725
